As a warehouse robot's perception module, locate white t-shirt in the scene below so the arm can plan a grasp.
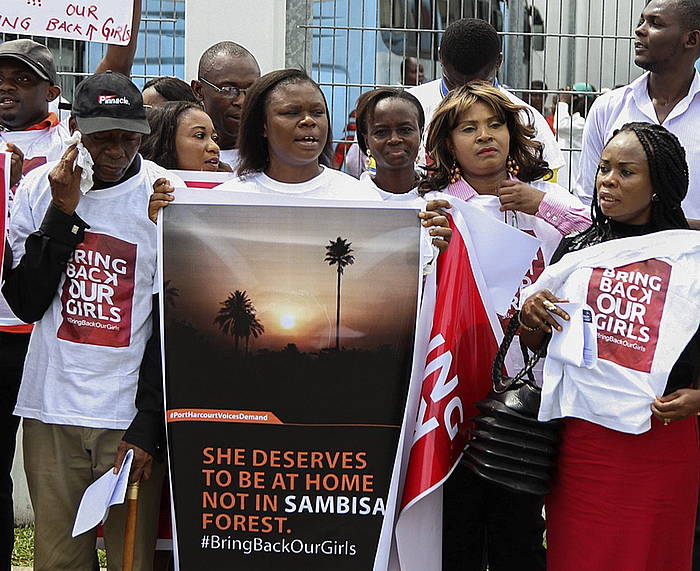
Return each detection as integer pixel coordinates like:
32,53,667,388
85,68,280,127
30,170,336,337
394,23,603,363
574,71,700,219
216,166,381,200
521,230,700,434
10,157,169,430
359,172,436,272
0,122,70,327
408,79,566,171
359,171,420,200
218,148,240,172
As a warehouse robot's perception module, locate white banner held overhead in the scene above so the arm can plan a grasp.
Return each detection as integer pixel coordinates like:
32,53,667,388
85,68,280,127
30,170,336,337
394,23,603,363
0,0,135,45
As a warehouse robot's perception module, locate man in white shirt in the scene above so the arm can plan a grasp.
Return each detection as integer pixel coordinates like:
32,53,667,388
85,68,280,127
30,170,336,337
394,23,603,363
408,18,566,175
574,0,700,227
191,42,261,171
3,71,167,571
0,16,142,567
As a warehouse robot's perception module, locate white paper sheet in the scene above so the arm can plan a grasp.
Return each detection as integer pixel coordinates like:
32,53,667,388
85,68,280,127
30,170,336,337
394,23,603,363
72,449,134,537
547,302,598,369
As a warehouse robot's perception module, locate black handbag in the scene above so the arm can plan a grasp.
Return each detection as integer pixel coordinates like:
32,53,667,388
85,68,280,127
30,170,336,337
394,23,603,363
461,312,561,495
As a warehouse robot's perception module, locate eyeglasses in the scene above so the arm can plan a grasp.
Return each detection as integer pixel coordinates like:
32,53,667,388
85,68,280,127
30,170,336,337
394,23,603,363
198,77,247,99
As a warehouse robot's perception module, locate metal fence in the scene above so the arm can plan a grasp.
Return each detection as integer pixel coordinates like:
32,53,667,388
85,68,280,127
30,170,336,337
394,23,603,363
2,0,651,185
297,0,647,186
1,0,185,101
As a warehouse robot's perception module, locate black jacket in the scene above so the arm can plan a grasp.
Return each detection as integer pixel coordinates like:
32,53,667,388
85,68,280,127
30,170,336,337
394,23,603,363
2,203,165,457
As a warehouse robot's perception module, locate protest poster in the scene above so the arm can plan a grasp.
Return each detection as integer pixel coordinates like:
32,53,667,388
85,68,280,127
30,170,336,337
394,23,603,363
0,0,134,45
160,189,423,570
0,152,9,284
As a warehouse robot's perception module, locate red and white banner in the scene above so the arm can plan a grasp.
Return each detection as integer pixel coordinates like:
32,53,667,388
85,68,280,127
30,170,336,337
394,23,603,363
169,170,232,189
0,152,10,284
391,199,540,570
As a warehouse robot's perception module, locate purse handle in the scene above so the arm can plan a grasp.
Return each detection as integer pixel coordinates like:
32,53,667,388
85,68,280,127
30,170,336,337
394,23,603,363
491,311,543,392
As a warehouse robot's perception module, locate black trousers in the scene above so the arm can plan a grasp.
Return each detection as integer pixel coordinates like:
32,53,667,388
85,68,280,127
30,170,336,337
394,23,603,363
0,332,30,571
443,463,547,571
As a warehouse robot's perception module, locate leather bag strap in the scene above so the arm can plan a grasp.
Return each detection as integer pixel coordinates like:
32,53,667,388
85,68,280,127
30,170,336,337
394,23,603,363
491,312,543,391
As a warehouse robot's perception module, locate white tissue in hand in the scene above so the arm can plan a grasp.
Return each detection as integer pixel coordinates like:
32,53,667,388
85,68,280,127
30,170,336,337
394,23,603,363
64,131,95,194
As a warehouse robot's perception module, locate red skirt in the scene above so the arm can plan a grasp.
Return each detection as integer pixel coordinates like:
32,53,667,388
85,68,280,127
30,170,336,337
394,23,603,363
546,416,699,571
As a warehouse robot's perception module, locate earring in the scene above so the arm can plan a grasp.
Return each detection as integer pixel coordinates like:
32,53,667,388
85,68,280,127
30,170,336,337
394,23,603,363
652,193,659,202
506,155,520,177
365,148,377,175
449,160,462,184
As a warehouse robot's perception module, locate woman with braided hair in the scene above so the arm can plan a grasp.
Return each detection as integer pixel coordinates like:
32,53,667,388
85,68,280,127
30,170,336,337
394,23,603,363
521,121,700,570
554,121,690,252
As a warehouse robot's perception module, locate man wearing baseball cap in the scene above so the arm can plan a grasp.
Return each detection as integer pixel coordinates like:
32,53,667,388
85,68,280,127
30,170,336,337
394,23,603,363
0,38,62,130
0,5,143,567
2,71,174,571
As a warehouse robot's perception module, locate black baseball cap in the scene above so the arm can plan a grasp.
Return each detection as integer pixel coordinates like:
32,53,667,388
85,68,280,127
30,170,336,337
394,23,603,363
0,39,58,85
72,71,150,135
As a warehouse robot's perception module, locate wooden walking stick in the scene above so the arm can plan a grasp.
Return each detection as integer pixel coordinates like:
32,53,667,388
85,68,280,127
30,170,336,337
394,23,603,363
122,481,140,571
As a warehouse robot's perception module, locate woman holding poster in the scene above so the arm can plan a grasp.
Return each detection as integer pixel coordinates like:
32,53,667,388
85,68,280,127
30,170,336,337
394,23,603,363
520,122,700,571
215,68,380,200
149,69,378,205
418,81,590,570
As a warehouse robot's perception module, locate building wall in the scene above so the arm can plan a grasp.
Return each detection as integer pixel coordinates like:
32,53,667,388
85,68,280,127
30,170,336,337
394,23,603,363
532,0,645,92
184,0,286,81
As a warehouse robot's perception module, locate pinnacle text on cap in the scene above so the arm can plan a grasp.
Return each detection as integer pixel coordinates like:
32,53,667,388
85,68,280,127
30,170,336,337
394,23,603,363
98,95,130,105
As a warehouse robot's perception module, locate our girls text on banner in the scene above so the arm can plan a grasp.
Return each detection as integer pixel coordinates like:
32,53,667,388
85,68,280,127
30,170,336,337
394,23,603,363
0,0,135,45
521,230,700,434
159,189,423,570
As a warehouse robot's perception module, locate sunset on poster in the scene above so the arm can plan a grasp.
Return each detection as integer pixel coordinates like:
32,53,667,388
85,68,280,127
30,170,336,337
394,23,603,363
162,203,420,353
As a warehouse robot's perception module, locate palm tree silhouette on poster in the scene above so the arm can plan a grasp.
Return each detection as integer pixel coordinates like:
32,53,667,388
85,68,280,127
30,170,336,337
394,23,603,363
214,290,264,353
242,311,265,354
324,237,355,350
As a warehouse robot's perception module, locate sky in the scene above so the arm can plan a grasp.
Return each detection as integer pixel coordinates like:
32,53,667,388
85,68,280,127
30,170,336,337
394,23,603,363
162,203,422,352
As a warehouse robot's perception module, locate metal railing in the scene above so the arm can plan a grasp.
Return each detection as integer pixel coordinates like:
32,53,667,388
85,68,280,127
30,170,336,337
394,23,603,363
295,0,647,186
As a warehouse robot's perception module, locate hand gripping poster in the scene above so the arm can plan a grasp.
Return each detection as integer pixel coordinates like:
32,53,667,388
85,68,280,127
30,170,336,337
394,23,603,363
159,189,423,570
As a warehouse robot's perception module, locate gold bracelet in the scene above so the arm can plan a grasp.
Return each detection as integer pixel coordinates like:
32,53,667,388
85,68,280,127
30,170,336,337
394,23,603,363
518,313,539,332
